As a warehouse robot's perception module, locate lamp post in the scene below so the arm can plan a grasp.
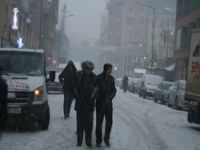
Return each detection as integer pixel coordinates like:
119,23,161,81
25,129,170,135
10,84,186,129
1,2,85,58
60,3,74,61
141,3,155,70
39,0,43,48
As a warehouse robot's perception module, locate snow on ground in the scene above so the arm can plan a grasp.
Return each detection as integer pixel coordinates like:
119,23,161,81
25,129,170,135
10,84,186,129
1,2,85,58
0,90,200,150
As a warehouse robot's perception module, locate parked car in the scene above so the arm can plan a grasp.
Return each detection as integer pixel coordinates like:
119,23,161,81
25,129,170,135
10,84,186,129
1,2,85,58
128,78,142,93
128,78,135,93
139,74,163,99
167,80,186,110
154,81,174,104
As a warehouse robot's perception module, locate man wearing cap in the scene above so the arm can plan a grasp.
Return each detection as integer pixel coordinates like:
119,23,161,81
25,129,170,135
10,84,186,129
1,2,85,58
0,67,8,129
95,63,117,147
74,61,96,147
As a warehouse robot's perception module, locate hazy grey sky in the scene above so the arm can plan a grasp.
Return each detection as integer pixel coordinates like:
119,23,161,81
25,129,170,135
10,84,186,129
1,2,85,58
65,0,107,41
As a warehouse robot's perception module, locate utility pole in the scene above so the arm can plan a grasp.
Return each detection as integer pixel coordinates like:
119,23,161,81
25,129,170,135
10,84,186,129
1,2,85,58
39,0,43,48
60,2,74,62
141,3,156,72
61,4,67,59
151,7,155,70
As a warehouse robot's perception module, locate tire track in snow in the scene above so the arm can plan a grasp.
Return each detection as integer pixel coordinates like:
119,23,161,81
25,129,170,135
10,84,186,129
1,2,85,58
115,92,169,150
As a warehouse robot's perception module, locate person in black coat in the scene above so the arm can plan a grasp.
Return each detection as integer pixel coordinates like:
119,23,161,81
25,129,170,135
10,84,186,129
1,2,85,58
74,61,96,147
0,67,8,129
123,75,128,93
95,64,117,147
59,61,77,118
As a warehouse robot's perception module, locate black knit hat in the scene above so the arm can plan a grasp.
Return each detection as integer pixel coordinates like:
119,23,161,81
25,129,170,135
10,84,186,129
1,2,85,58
103,63,112,71
82,61,94,70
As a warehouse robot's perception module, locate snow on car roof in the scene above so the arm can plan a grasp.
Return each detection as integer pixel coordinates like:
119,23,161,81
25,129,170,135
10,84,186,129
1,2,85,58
134,68,146,74
0,48,44,53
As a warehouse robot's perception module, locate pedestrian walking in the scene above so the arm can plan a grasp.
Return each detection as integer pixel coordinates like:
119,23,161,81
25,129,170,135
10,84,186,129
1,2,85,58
59,61,77,119
123,75,128,93
95,64,117,147
0,67,8,130
74,61,96,147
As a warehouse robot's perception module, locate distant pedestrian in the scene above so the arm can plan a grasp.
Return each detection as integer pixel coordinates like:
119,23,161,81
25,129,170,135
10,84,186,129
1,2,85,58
74,61,96,147
0,67,8,130
123,75,128,92
59,61,77,119
95,64,117,147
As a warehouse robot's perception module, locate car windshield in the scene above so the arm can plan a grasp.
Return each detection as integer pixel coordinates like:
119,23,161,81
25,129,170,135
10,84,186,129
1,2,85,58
134,73,144,78
0,51,44,76
145,75,163,86
163,83,173,90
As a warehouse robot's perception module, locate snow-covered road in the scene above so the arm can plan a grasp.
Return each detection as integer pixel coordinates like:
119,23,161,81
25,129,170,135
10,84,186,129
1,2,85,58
1,90,200,150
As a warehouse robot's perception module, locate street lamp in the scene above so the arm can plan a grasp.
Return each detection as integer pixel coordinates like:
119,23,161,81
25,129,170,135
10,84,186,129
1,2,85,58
141,3,155,70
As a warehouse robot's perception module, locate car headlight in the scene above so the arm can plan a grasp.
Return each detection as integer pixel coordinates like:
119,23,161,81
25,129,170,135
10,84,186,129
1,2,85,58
34,86,44,101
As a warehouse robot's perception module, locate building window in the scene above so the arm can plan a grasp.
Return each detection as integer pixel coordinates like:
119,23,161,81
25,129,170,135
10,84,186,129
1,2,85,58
176,28,181,49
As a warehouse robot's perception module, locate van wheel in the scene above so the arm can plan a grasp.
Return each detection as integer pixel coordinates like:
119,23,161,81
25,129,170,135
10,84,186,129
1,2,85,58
40,105,50,130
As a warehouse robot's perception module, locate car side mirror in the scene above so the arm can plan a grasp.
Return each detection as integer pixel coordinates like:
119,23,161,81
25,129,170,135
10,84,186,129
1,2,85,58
48,71,56,82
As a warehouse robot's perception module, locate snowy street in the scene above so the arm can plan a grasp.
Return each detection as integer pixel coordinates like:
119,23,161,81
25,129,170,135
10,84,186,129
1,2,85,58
1,90,200,150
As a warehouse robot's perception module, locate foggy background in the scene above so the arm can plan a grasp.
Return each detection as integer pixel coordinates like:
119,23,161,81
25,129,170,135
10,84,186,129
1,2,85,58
57,0,108,73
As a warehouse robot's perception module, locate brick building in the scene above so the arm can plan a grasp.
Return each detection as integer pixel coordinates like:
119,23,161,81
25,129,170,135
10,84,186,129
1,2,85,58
175,0,200,80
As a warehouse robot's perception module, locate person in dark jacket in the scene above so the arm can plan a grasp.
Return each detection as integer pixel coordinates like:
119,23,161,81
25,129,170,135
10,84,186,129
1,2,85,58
0,67,8,129
59,61,77,119
122,75,128,93
74,61,96,147
95,64,117,147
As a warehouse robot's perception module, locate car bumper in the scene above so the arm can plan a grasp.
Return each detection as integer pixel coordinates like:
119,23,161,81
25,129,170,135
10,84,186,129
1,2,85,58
7,101,48,121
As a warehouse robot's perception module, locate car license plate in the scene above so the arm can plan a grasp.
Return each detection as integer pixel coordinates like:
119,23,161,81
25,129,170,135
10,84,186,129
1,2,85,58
7,107,21,114
7,92,16,99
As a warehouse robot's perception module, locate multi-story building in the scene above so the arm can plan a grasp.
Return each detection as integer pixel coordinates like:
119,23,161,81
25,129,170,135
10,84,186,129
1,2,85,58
0,0,30,47
0,0,9,47
104,0,148,76
0,0,58,55
146,0,176,68
40,0,59,55
175,0,200,80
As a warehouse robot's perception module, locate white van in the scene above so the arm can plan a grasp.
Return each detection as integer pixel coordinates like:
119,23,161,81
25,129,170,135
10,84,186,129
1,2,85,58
0,48,50,130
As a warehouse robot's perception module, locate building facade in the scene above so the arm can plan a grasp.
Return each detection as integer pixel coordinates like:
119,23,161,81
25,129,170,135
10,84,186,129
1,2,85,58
0,0,59,59
175,0,200,80
0,0,30,47
146,0,176,68
103,0,148,76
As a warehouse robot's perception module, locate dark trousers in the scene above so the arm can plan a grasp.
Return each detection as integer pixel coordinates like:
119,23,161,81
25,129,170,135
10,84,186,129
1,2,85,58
63,91,73,116
0,102,7,129
76,110,93,145
96,104,113,143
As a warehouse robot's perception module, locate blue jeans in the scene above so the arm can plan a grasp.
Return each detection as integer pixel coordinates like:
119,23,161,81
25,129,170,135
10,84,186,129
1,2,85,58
64,91,73,117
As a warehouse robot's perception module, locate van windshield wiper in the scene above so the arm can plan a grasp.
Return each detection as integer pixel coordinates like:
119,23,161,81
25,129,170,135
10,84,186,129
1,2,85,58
3,71,28,76
2,72,11,76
